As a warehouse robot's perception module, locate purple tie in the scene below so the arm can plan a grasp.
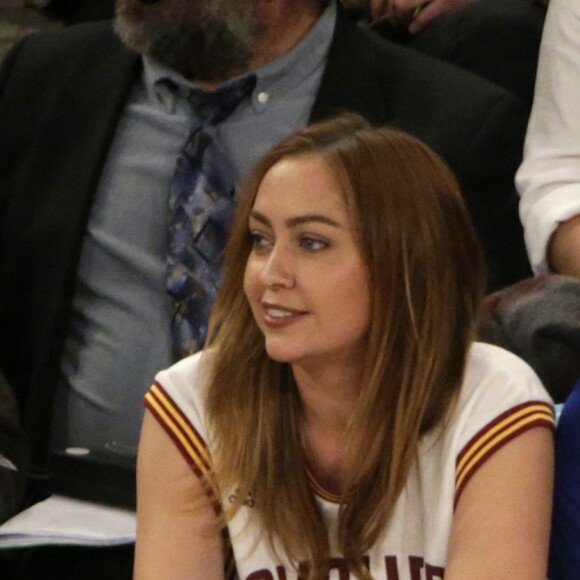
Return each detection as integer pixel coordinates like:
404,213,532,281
166,75,256,358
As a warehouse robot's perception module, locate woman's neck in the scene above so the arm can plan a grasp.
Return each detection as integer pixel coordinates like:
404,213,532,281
293,360,361,430
293,360,363,492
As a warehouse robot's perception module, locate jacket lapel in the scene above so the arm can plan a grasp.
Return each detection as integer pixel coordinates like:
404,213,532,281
311,1,389,126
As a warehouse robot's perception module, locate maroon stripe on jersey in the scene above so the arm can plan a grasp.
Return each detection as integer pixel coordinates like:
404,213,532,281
145,383,221,515
147,382,212,471
456,401,552,466
145,383,238,577
454,401,554,509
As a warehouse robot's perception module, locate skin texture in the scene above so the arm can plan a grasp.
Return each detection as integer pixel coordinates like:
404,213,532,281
135,411,224,579
549,215,580,277
243,155,371,374
446,428,553,579
243,155,372,492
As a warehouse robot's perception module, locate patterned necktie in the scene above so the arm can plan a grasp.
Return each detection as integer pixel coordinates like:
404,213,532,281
166,75,256,358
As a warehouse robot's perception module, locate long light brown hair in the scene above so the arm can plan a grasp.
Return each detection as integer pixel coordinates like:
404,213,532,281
205,113,486,578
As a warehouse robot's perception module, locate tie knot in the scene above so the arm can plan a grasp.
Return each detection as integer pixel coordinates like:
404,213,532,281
188,74,257,125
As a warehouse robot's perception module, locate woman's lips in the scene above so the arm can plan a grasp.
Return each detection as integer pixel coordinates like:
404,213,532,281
261,303,308,327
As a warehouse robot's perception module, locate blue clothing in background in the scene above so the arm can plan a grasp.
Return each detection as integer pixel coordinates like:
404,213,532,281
550,379,580,579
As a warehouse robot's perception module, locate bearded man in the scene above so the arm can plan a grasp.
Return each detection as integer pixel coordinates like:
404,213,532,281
0,0,530,577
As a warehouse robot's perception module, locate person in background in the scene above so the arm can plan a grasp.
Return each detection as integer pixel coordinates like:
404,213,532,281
516,0,580,278
136,114,554,579
0,0,60,62
0,0,531,505
0,0,532,575
477,274,580,404
508,3,580,572
475,272,580,577
353,0,547,109
365,0,544,37
550,378,580,579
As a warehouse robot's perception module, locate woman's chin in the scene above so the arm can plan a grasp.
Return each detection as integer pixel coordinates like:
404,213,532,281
264,341,301,365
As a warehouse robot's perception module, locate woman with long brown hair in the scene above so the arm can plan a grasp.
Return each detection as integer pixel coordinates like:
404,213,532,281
135,114,554,579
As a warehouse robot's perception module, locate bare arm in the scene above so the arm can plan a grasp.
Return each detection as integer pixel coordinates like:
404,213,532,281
549,215,580,277
516,0,580,273
134,410,225,580
446,427,553,579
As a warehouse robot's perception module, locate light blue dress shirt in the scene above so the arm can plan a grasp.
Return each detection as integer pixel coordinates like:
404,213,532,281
51,2,336,455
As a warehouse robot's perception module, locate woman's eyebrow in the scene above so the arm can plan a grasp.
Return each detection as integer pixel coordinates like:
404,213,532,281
286,214,342,228
249,210,271,227
249,209,342,229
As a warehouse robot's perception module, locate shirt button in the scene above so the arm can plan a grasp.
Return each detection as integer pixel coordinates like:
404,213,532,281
257,91,269,104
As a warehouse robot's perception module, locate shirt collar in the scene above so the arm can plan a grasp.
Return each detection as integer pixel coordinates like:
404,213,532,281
249,0,336,113
141,0,336,115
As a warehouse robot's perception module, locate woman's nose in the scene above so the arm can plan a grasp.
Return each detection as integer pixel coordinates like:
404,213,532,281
259,245,295,288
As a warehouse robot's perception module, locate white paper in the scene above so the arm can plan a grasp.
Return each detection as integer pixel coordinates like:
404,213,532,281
0,495,136,548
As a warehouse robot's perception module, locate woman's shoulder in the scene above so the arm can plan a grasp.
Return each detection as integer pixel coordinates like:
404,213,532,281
154,350,212,388
462,342,553,407
149,350,216,422
443,342,554,452
429,343,555,507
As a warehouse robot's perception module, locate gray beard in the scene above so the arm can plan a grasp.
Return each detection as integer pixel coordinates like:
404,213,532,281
114,0,264,82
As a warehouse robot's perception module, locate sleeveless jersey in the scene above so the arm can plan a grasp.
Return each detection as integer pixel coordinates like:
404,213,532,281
145,342,554,580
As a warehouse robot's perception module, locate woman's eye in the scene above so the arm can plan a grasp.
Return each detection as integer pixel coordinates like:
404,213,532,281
249,231,271,251
300,236,329,252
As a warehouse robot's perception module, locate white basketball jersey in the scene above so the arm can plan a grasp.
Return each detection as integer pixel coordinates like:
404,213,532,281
146,343,553,579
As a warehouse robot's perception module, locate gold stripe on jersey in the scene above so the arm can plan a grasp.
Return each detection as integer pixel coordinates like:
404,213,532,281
454,401,554,506
146,384,239,579
145,383,212,471
145,383,220,501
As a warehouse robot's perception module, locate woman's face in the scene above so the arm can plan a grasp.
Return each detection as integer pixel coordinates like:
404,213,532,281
243,155,371,372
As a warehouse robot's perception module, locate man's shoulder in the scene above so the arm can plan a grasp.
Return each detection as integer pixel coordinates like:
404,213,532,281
14,20,123,56
327,22,527,169
364,26,520,109
0,20,139,118
327,10,525,129
354,19,499,88
1,20,136,84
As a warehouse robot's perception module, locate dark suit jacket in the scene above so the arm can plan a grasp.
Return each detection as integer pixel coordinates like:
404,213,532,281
373,0,546,110
0,2,531,491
